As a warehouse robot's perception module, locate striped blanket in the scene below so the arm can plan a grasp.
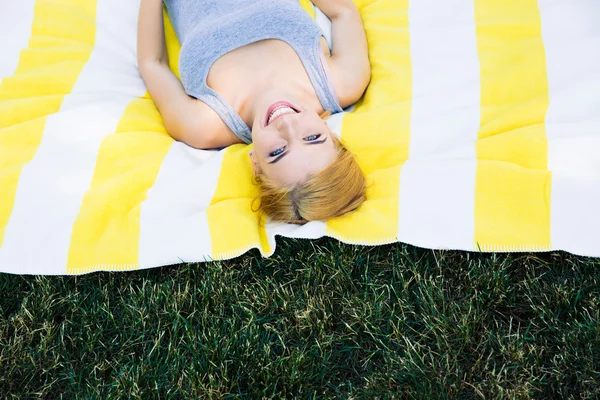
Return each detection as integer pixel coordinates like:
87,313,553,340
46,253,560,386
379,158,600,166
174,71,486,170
1,0,599,275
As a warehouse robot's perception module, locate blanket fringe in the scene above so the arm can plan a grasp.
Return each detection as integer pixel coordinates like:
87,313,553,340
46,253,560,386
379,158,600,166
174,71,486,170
67,263,141,275
211,244,262,262
65,241,554,274
476,244,552,253
325,235,399,247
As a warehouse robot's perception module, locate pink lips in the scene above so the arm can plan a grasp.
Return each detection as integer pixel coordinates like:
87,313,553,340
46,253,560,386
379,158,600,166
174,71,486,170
265,101,298,126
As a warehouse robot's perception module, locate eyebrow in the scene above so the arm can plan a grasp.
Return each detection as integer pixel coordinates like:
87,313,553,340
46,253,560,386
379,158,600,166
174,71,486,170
268,137,328,164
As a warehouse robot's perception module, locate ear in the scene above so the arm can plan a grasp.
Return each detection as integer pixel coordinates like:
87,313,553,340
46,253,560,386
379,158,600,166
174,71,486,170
249,149,262,176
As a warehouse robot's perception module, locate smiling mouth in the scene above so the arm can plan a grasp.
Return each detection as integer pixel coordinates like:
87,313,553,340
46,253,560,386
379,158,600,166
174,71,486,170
265,102,299,126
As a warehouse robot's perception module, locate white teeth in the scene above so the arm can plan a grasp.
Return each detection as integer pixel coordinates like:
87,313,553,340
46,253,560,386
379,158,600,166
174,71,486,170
268,106,296,125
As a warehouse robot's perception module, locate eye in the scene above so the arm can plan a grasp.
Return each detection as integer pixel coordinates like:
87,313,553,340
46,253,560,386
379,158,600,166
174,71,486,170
304,134,322,141
269,146,286,157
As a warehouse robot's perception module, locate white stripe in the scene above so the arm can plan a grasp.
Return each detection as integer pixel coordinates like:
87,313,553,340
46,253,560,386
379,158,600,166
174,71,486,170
539,0,600,256
0,0,35,81
398,0,480,249
325,111,344,137
138,144,221,267
265,221,327,257
67,0,145,99
398,159,477,251
549,175,600,257
407,0,480,159
0,1,145,275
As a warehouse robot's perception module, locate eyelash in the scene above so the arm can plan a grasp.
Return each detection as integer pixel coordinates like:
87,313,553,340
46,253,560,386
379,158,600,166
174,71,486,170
269,146,286,157
269,134,322,158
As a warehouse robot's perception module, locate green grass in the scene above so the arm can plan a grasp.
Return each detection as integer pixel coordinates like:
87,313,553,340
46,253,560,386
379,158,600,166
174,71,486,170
1,238,599,399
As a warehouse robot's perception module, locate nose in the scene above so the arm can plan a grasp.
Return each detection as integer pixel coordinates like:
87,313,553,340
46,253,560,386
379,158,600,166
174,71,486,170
274,114,299,139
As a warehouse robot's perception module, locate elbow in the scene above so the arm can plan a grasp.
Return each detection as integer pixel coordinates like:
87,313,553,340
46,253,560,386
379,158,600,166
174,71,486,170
339,67,371,107
184,133,221,150
328,4,357,21
356,62,371,100
167,120,221,150
361,62,372,90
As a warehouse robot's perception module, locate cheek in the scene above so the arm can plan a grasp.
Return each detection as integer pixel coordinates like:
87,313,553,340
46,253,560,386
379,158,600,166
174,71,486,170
251,121,274,140
251,129,265,149
250,125,264,145
249,131,273,161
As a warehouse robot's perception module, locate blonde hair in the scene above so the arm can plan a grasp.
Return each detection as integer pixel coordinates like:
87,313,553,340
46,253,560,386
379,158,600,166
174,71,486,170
254,112,367,225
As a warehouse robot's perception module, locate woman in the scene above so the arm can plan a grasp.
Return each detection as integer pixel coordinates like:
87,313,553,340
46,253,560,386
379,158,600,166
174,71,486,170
137,0,370,224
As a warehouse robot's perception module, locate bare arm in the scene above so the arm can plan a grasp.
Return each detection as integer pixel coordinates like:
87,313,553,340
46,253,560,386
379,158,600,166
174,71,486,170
311,0,371,107
137,0,219,148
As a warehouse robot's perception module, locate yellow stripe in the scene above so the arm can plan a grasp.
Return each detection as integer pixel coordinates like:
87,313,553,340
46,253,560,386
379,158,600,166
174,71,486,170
326,0,412,243
66,99,172,274
299,0,316,18
474,0,551,250
66,11,182,274
0,0,97,247
207,145,271,259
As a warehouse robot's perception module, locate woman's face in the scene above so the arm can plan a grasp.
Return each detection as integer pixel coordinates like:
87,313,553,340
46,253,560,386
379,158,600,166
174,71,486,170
250,101,337,186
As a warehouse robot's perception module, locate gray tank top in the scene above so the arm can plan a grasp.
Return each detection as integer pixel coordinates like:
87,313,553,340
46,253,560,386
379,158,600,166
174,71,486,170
164,0,343,144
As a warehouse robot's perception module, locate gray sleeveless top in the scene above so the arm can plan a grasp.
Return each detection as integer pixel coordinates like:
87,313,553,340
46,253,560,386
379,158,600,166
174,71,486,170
163,0,343,144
